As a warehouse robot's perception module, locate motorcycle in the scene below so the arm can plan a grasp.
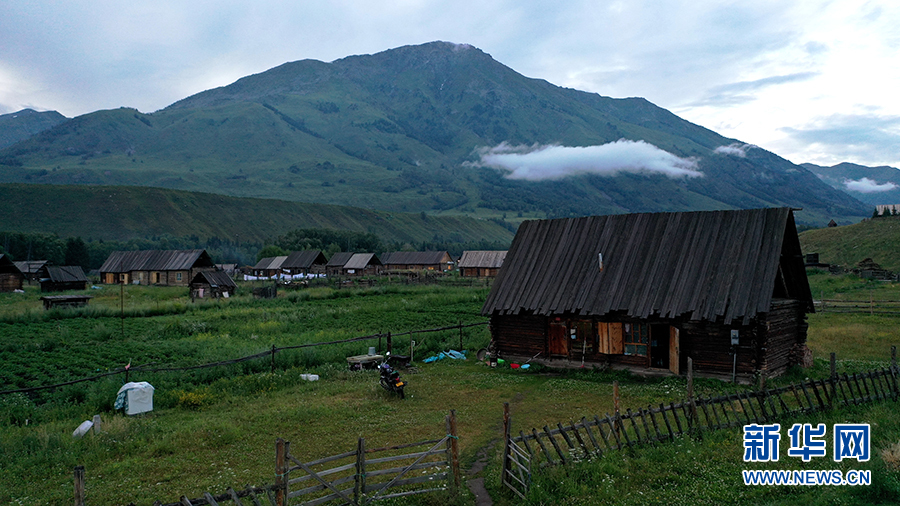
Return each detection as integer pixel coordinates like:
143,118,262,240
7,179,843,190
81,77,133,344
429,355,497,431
379,353,406,399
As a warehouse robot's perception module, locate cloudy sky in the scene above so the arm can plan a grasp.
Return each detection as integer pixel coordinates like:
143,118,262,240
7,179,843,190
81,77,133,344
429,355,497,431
1,1,898,169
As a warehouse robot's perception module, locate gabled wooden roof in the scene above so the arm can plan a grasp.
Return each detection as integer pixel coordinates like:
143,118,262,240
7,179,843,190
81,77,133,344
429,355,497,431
13,260,47,275
191,270,236,288
282,250,328,269
0,254,23,275
252,256,287,270
458,250,507,269
41,265,88,283
326,252,355,268
482,208,813,324
380,251,450,265
344,253,382,270
100,250,214,272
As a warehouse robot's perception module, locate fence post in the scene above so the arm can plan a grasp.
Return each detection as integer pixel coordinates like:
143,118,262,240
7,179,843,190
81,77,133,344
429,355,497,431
386,332,392,355
355,438,366,504
275,438,286,506
892,346,897,371
74,466,85,506
686,358,696,429
271,344,277,374
447,410,461,498
613,381,621,436
501,402,511,489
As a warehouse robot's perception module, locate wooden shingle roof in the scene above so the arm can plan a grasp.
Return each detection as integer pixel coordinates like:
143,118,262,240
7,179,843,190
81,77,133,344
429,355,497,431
282,250,327,269
326,252,355,268
343,253,382,270
482,208,812,324
252,256,287,271
0,254,23,275
100,250,214,272
191,270,236,288
41,265,88,283
458,251,507,269
380,251,450,265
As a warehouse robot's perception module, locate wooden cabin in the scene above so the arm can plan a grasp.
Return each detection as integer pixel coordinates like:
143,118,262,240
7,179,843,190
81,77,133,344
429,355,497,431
252,256,287,278
458,251,507,278
282,250,328,276
380,251,454,272
190,271,237,299
482,208,814,381
342,253,382,276
13,260,47,284
0,254,25,292
326,252,355,276
39,265,88,292
99,250,216,287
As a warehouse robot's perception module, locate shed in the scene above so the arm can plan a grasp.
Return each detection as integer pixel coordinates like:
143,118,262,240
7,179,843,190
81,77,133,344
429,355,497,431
100,250,215,286
39,265,89,292
0,254,25,292
190,270,237,299
482,208,813,381
326,252,355,276
342,253,382,276
13,260,47,283
380,251,454,272
457,250,507,277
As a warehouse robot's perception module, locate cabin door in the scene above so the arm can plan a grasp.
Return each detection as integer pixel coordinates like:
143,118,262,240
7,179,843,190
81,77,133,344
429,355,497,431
650,324,670,369
548,320,568,356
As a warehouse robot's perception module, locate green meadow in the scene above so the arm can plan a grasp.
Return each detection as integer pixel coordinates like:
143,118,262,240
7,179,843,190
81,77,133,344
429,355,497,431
0,272,898,505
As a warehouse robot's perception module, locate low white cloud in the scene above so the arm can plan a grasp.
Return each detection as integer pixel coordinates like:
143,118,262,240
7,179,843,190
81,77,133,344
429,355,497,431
843,177,897,193
713,142,755,157
469,140,702,181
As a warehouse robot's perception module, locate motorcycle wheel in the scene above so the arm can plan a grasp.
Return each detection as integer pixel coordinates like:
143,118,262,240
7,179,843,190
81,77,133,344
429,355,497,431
398,387,405,399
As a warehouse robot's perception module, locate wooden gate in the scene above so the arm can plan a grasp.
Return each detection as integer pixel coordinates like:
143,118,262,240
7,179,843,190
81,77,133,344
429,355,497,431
282,411,460,505
500,402,531,499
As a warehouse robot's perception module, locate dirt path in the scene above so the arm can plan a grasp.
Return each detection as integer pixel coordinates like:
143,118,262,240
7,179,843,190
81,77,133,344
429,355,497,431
466,439,497,506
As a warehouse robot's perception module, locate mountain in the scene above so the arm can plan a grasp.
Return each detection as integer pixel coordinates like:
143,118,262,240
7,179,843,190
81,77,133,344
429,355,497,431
802,162,900,208
0,42,870,226
0,183,514,245
0,108,67,150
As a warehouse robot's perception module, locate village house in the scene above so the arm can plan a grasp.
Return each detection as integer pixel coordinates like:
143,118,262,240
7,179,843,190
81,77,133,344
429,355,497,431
190,270,237,299
38,265,89,292
282,250,328,276
457,250,507,278
380,251,454,272
252,256,288,278
100,250,216,287
326,252,355,276
342,253,383,276
482,208,813,381
0,254,25,292
13,260,48,284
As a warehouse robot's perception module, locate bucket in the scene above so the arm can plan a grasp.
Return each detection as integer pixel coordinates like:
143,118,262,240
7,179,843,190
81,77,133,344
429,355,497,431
368,346,376,356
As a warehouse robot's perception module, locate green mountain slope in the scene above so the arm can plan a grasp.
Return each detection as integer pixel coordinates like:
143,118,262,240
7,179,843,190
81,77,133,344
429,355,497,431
0,183,514,245
802,162,900,207
0,109,67,149
0,42,870,226
799,215,900,272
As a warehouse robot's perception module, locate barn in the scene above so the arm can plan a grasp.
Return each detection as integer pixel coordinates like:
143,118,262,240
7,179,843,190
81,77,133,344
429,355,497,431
380,251,454,272
0,254,25,292
100,250,216,287
481,208,814,381
190,270,237,299
458,251,507,278
39,265,89,292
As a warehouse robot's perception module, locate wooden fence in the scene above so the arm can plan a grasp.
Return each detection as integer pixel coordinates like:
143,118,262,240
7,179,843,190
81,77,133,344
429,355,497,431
501,354,900,499
817,298,900,315
73,412,461,506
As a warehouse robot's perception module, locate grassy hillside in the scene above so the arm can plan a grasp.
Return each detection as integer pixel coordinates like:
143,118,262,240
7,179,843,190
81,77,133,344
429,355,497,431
799,215,900,272
0,183,515,245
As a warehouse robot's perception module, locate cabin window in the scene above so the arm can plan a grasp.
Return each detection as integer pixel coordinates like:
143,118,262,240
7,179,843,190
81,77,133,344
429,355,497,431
623,323,649,356
176,272,182,281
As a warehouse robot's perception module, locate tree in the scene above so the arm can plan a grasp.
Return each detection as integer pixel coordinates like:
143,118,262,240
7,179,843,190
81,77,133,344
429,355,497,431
65,237,91,270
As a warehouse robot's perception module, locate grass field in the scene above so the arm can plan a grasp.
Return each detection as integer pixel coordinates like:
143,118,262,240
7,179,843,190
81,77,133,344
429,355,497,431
0,273,898,505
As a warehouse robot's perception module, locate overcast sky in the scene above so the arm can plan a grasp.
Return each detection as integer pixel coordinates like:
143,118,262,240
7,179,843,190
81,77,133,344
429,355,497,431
1,1,898,169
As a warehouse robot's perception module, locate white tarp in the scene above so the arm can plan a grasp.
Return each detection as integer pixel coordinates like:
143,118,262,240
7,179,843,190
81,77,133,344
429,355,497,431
115,382,154,415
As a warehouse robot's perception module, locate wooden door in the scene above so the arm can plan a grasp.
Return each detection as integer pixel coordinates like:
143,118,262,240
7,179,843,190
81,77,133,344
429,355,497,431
669,327,680,375
548,321,567,356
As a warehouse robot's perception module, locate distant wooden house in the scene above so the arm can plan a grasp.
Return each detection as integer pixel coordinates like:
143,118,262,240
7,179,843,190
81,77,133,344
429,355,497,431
326,252,355,276
190,271,237,299
0,254,25,292
252,256,288,278
458,250,507,278
282,250,328,276
482,208,814,381
827,219,838,227
100,250,216,286
39,265,88,292
380,251,454,272
13,260,48,284
342,253,383,276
